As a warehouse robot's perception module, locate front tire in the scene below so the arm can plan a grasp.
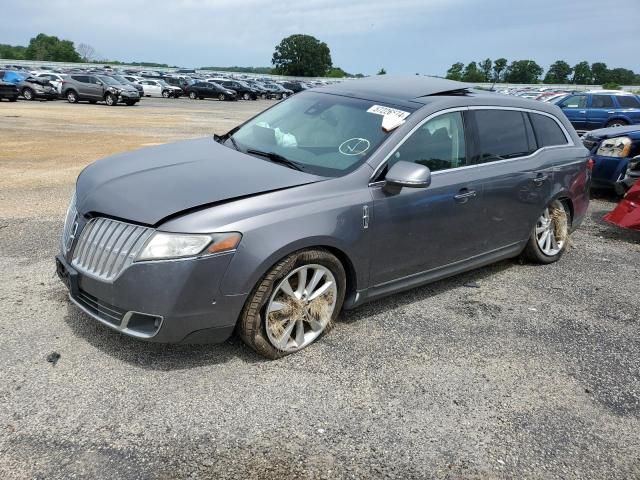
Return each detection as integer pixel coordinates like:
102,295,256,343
218,93,225,101
104,93,117,106
523,200,570,264
162,90,170,98
189,91,197,99
242,92,250,101
237,249,346,359
22,88,34,100
66,90,78,103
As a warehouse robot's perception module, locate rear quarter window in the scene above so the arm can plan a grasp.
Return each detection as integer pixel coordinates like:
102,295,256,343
529,113,568,147
474,109,535,162
617,96,640,108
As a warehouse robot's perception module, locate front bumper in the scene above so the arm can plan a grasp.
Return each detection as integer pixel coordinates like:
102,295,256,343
56,252,246,343
591,154,629,188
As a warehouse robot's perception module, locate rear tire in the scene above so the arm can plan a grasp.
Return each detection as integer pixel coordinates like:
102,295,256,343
237,249,346,359
523,200,570,264
606,119,628,128
242,92,250,101
189,91,197,99
66,90,78,103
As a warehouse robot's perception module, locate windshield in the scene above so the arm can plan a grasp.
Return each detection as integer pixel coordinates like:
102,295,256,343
98,76,121,86
110,75,128,83
230,92,414,177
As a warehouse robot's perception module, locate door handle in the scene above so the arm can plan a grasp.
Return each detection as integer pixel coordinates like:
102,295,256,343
454,189,477,203
579,110,586,114
607,111,615,114
532,174,549,186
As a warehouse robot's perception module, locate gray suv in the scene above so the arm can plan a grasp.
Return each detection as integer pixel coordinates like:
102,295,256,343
61,74,140,106
56,76,591,358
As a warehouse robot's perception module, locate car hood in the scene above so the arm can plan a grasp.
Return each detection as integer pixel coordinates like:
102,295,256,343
76,137,323,226
586,125,640,140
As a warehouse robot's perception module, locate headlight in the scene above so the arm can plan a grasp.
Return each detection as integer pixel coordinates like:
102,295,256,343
136,232,241,261
597,136,632,158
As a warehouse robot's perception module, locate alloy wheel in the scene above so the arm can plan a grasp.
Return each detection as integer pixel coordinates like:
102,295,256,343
265,264,337,352
535,205,566,256
23,89,33,100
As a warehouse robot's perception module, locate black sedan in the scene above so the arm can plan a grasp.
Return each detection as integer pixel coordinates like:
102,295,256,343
185,81,237,101
218,80,258,100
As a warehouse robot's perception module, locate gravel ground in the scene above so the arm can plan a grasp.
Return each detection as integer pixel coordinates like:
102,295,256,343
1,98,639,479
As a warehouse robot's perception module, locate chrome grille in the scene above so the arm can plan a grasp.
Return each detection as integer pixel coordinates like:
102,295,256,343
61,193,78,255
71,217,153,281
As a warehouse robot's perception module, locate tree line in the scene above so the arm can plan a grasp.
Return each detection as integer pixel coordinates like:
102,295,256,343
446,58,639,86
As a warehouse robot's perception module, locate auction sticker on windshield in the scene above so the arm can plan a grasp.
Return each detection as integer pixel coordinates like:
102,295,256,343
367,105,411,131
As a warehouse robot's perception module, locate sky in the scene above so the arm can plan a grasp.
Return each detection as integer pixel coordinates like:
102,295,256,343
2,0,639,76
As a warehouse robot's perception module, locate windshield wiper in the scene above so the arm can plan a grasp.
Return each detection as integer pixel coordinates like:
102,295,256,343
213,127,241,151
246,149,305,171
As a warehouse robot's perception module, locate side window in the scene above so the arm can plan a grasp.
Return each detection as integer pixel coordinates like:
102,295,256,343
591,95,614,108
72,75,88,83
474,110,534,162
389,111,467,173
529,113,568,147
558,95,587,109
617,96,640,108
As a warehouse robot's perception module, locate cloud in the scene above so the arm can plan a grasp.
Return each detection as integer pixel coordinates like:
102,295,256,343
2,0,639,75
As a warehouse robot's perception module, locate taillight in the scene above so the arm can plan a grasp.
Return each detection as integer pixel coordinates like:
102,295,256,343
587,157,595,170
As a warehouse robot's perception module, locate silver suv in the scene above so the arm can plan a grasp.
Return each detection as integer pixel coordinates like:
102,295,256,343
61,74,140,106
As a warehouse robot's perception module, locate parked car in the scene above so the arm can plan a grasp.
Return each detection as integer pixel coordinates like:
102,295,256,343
218,80,258,100
188,81,237,100
556,91,640,132
137,79,182,98
280,81,309,93
107,74,144,97
62,74,140,106
34,72,67,94
0,70,58,100
262,82,294,99
162,76,193,90
0,81,19,101
582,125,640,189
55,76,590,359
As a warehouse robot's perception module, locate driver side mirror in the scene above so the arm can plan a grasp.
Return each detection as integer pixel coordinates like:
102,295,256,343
384,161,431,190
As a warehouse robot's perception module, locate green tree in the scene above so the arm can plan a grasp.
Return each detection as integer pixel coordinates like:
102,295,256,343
571,61,592,84
271,34,332,77
327,67,349,78
377,68,387,75
0,43,26,59
492,58,508,82
591,62,609,85
446,62,464,81
461,61,486,82
607,67,635,85
504,60,543,84
24,33,82,62
478,58,492,81
543,60,572,84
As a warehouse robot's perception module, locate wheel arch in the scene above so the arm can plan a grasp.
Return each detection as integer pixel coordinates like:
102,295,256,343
221,238,360,300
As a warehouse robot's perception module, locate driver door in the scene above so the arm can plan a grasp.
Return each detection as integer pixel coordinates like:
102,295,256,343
557,94,588,130
369,110,488,286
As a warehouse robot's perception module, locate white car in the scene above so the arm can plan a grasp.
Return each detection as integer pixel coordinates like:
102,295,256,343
34,73,66,94
137,79,182,98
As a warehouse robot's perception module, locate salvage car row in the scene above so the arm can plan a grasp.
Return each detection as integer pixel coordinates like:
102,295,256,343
0,65,325,106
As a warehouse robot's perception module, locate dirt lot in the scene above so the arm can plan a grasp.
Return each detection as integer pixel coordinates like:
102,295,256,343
1,98,639,479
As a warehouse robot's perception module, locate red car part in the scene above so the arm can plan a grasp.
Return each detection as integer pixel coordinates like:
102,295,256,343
604,181,640,231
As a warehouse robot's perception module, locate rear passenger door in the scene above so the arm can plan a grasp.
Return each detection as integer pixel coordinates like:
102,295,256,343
586,95,615,129
557,94,588,130
469,108,565,248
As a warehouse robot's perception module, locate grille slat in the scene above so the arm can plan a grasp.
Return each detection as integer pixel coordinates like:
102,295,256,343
71,217,153,282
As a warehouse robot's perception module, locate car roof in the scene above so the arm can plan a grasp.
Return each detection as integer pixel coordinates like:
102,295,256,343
318,75,470,107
